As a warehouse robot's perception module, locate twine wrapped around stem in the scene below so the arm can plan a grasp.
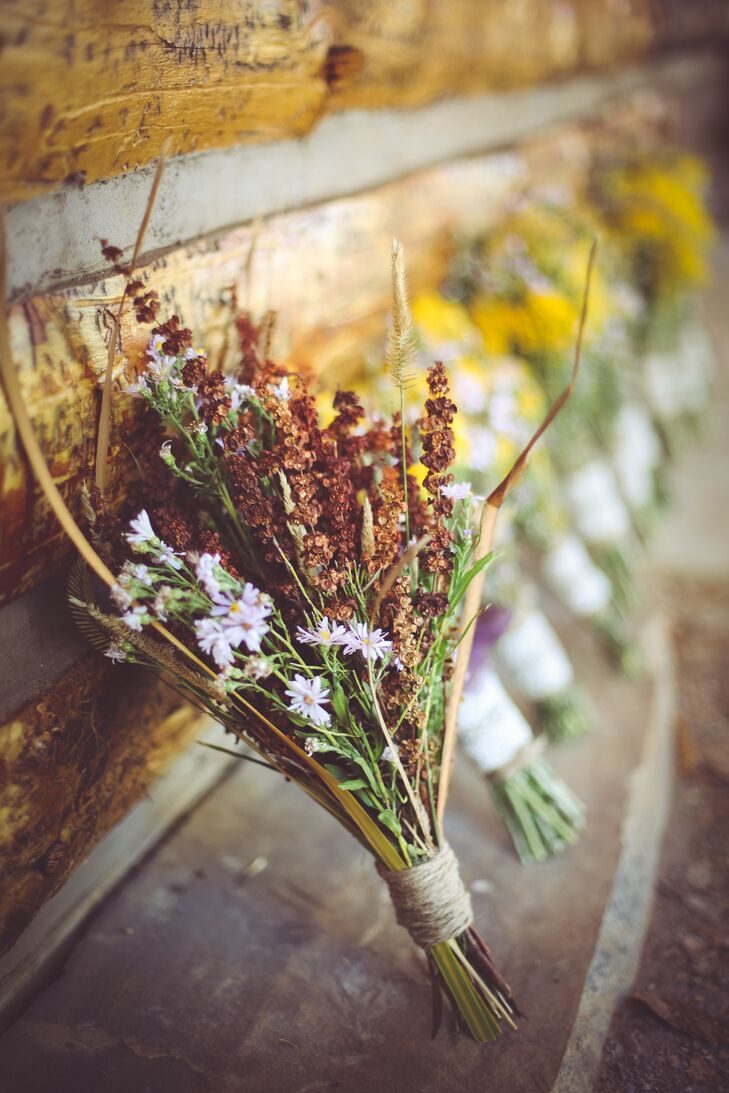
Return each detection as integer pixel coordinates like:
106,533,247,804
488,733,546,783
377,842,473,949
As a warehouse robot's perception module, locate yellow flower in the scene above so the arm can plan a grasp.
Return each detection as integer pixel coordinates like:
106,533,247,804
596,154,715,299
411,291,476,345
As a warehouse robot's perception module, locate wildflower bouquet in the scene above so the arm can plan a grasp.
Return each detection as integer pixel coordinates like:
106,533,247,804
490,548,593,744
54,238,596,1044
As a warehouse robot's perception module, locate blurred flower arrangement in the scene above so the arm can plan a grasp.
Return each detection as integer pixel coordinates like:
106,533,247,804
447,193,642,605
589,152,716,450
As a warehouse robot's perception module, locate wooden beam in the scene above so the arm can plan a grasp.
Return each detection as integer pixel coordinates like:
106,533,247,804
0,658,203,954
2,0,717,204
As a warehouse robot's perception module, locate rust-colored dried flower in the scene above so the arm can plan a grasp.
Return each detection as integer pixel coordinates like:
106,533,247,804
133,290,160,325
152,316,193,357
419,362,457,575
181,356,208,390
369,464,404,574
198,370,232,426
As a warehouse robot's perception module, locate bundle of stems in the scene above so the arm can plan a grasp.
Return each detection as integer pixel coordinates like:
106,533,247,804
458,658,586,864
490,752,586,864
535,688,593,743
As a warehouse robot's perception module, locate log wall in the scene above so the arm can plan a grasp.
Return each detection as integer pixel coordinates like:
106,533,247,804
1,0,726,203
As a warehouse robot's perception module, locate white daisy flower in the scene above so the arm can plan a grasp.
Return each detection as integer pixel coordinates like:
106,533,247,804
195,552,222,599
147,333,166,360
296,616,348,648
120,606,149,632
285,674,331,726
224,376,256,411
209,593,271,653
156,542,184,570
126,375,149,398
119,561,152,587
304,737,327,756
146,353,179,382
104,642,126,664
195,618,235,668
342,622,393,661
126,509,156,545
381,745,398,764
240,583,272,613
440,481,472,501
110,583,133,611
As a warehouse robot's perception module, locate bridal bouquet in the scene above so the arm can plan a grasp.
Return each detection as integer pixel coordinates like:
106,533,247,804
58,240,597,1044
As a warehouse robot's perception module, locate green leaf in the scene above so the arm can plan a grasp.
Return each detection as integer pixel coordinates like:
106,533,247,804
337,777,369,791
331,683,348,722
449,551,493,611
377,809,403,838
350,754,383,797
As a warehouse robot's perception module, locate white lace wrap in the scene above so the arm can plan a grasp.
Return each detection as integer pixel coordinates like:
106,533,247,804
542,534,612,618
459,666,533,774
497,609,573,701
564,459,631,545
643,320,715,420
611,402,662,509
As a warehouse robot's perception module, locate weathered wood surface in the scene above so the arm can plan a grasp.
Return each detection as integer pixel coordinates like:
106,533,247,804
1,0,725,203
0,147,526,606
0,658,201,954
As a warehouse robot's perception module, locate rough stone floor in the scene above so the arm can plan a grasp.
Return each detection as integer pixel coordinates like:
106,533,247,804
0,247,727,1093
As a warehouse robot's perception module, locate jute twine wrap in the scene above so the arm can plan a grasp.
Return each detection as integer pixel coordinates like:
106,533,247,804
377,842,473,949
488,733,547,784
